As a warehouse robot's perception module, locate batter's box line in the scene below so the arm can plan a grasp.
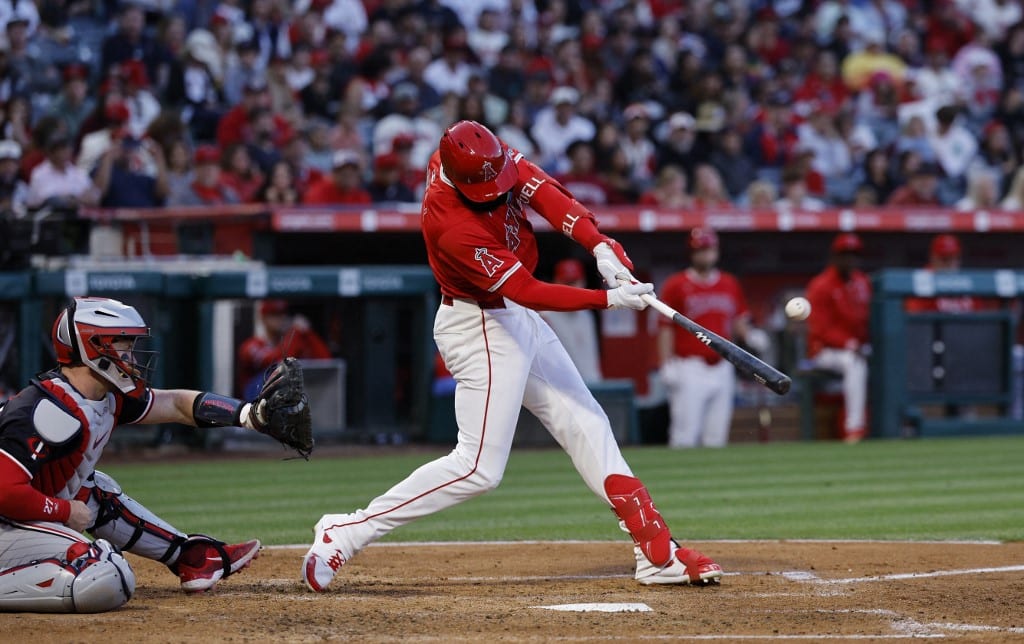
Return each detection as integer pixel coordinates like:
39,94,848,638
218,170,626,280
782,564,1024,584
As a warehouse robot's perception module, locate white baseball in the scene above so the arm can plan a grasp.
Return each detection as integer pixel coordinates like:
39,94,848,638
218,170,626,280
785,296,811,321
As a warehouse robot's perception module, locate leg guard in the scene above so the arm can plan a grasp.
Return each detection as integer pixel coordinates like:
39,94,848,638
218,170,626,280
80,471,188,565
0,539,135,613
604,474,673,567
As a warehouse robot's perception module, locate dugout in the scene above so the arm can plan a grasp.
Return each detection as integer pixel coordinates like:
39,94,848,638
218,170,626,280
197,266,438,446
869,268,1023,438
0,272,35,398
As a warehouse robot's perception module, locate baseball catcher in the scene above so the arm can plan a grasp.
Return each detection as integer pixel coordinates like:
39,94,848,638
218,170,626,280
247,358,314,459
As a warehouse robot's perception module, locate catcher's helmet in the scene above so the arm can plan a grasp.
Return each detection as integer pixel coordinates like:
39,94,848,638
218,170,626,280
52,297,157,394
689,227,719,250
439,120,518,202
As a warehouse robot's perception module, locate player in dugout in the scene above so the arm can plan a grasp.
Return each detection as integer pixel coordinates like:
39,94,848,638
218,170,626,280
0,297,292,612
303,120,723,592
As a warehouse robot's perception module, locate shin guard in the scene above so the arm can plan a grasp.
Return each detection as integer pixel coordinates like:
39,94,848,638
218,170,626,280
604,474,673,567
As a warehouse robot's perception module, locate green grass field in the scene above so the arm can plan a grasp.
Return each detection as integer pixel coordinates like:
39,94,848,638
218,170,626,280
102,435,1024,545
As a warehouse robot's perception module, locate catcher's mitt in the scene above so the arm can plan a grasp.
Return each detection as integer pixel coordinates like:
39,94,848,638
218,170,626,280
250,357,314,459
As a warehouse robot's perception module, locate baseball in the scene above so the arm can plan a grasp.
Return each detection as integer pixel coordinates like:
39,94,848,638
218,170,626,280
785,296,811,321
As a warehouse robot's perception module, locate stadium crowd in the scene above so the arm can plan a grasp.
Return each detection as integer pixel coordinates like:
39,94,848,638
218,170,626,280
0,0,1023,216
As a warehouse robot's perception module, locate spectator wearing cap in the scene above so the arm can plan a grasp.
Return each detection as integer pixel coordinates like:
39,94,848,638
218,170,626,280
0,139,28,216
530,86,596,174
744,90,799,173
46,64,95,143
100,4,158,80
119,60,161,138
302,149,371,205
367,152,415,203
422,28,478,98
886,162,941,206
805,233,872,443
217,78,288,149
708,128,758,200
656,112,701,185
26,132,99,208
538,258,603,384
92,127,169,208
3,16,56,103
167,144,240,206
619,103,657,191
553,139,616,206
371,82,442,173
76,100,132,175
0,0,38,36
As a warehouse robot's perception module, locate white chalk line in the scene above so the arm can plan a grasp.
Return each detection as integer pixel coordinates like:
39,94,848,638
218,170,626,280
267,538,1004,550
783,564,1024,584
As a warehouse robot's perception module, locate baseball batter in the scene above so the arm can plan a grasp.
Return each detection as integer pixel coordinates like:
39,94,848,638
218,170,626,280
658,228,766,448
303,120,722,591
0,297,271,612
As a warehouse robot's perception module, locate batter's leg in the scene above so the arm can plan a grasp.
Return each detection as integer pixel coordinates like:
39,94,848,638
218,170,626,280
522,316,721,586
303,302,537,591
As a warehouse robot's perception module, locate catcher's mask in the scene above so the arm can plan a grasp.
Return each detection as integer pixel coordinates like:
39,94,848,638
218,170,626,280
52,297,158,394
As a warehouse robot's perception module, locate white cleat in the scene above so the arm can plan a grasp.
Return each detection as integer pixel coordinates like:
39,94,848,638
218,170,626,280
634,544,723,586
302,516,352,592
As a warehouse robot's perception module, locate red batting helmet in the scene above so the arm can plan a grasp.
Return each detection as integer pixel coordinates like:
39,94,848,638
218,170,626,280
439,120,518,203
689,227,719,250
930,233,961,259
52,297,156,394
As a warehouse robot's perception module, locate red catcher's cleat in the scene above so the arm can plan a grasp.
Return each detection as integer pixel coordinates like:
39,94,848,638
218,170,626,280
174,538,261,593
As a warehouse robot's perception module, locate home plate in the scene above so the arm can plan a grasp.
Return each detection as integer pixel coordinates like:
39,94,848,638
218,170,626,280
534,603,653,613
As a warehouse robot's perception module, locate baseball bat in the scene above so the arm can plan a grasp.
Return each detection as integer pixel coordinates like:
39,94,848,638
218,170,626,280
642,294,792,395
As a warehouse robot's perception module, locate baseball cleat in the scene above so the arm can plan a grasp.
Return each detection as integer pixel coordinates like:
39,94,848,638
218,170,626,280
634,543,723,586
175,538,261,593
302,516,350,592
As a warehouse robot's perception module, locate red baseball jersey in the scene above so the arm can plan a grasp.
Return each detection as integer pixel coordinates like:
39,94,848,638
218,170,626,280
805,265,871,356
421,147,596,305
659,269,749,363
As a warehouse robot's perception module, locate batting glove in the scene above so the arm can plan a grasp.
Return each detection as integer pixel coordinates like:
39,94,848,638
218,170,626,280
593,239,635,287
606,281,653,310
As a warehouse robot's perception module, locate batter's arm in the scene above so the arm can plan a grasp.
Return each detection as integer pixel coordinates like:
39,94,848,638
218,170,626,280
499,270,608,311
514,159,606,250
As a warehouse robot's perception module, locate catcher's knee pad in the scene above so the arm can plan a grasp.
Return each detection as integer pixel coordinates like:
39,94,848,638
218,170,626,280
82,470,187,564
604,474,673,568
0,539,135,613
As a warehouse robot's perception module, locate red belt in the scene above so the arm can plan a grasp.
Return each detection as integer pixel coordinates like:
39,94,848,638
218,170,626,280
441,295,506,309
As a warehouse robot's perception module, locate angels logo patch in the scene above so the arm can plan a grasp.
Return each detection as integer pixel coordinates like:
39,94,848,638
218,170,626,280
474,248,505,277
480,161,497,181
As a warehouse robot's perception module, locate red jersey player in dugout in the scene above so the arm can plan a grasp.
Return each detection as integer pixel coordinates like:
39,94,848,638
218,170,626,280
303,120,723,591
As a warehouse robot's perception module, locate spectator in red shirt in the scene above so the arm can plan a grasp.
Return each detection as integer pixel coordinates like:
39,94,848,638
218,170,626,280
302,149,372,205
805,233,872,443
236,299,332,399
220,143,264,203
216,78,291,149
167,145,240,206
886,162,942,206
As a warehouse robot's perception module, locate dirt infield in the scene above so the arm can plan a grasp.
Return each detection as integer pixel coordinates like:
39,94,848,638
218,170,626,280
9,541,1024,642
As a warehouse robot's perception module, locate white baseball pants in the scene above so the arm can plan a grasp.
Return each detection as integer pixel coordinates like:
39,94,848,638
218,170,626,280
812,348,868,432
332,298,635,556
663,357,736,448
